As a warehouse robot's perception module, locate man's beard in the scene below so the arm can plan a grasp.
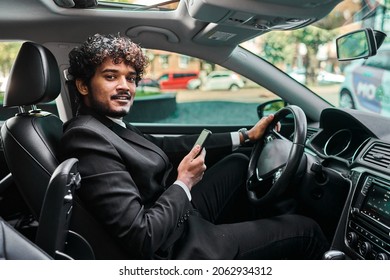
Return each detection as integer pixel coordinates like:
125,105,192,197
87,92,130,118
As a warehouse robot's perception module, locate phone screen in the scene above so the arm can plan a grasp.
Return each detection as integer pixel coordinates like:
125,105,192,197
194,129,212,149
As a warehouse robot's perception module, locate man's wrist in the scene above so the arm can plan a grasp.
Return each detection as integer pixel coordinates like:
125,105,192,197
238,128,251,144
174,180,192,201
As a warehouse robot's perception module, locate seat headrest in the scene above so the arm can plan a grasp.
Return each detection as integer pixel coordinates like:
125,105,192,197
3,42,61,107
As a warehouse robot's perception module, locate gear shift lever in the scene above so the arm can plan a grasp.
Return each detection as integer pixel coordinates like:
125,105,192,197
322,250,346,260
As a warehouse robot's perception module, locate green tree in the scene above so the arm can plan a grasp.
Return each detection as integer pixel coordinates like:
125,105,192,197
261,26,336,85
262,31,295,66
291,27,336,84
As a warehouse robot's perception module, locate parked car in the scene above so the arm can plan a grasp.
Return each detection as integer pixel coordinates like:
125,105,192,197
136,77,160,93
287,68,306,84
203,71,244,91
339,44,390,116
157,71,199,90
188,71,245,91
0,77,8,92
1,0,390,267
317,70,345,85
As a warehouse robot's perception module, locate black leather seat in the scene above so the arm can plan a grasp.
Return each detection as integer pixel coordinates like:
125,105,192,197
1,42,63,217
0,217,51,260
0,42,128,259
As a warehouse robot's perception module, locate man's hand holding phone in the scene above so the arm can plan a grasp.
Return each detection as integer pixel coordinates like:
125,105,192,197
177,129,211,191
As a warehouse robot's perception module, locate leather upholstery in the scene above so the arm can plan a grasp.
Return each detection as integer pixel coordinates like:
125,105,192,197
1,115,62,217
3,42,61,107
0,218,51,260
0,41,127,259
1,42,62,218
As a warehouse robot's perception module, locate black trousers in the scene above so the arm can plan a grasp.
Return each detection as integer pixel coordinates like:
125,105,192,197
191,153,329,259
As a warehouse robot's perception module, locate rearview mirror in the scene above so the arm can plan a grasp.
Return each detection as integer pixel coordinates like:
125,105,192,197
336,28,387,61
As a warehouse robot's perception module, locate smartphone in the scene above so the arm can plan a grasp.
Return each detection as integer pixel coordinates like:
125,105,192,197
193,129,212,156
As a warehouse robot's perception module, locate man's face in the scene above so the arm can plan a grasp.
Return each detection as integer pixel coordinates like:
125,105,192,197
77,58,137,118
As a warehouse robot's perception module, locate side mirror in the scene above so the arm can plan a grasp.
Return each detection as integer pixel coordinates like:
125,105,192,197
336,28,387,61
257,99,287,119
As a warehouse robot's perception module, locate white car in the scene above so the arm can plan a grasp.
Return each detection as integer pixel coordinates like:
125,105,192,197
339,44,390,116
0,77,8,92
287,68,306,84
189,71,245,91
317,71,345,85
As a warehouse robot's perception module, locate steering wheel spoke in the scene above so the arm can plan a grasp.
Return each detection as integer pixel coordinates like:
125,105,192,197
256,165,285,183
247,165,285,199
263,127,290,147
272,166,284,184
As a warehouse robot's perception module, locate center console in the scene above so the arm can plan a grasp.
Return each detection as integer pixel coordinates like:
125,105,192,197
345,170,390,260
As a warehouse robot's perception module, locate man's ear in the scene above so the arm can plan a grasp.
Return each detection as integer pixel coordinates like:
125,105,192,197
75,79,89,96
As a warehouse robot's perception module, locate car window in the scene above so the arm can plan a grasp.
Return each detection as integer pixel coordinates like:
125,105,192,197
127,49,276,125
0,42,22,123
158,74,168,81
364,52,387,69
239,1,390,117
364,50,390,71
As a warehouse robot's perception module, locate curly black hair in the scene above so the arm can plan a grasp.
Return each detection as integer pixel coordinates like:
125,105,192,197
67,34,148,111
68,33,148,85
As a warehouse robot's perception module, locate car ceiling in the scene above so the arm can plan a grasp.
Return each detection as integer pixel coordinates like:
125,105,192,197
0,0,341,60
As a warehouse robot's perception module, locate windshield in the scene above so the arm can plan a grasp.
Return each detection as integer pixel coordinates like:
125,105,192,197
242,0,390,117
99,0,180,10
2,0,389,126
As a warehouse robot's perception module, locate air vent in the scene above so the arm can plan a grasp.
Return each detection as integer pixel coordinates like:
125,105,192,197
306,128,318,140
291,128,318,143
363,143,390,169
305,128,318,144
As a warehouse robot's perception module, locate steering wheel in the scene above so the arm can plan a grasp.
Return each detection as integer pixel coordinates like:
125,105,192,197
247,105,307,205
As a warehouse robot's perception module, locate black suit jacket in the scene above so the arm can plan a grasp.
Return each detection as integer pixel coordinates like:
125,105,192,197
61,107,238,259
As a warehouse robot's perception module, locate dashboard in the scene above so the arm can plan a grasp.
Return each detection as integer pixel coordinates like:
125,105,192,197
304,108,390,260
307,109,375,163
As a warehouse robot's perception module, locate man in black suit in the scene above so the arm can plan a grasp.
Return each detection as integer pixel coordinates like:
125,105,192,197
61,34,328,259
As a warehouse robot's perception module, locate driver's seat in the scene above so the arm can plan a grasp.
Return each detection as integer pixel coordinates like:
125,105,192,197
1,42,128,259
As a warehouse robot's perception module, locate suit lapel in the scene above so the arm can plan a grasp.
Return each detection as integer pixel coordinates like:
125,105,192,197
113,123,170,165
112,122,173,187
78,106,170,167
